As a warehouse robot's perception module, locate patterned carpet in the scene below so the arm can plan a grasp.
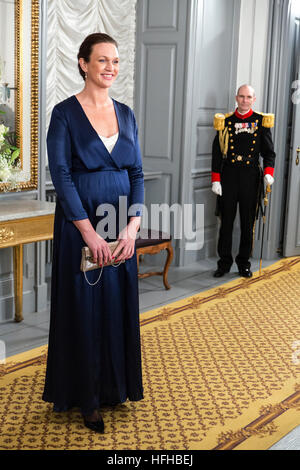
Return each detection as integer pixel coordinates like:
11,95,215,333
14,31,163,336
1,257,300,450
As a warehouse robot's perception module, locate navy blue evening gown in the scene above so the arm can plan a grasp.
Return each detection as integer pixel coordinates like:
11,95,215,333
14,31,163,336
42,96,144,414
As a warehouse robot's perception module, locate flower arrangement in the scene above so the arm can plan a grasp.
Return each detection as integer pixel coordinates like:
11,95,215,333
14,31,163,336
0,110,23,190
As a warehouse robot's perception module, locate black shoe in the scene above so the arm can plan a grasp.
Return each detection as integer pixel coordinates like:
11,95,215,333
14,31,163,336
238,267,252,278
213,268,229,278
83,413,104,433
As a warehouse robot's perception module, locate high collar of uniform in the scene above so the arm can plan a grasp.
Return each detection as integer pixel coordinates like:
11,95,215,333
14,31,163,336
235,108,253,120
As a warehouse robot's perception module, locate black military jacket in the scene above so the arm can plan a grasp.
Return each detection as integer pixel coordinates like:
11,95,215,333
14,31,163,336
212,110,276,177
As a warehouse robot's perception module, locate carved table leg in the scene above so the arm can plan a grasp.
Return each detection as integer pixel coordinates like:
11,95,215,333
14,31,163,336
13,244,23,322
163,243,174,290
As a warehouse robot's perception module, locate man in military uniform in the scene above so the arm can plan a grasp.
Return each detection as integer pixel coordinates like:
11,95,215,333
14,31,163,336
211,84,275,278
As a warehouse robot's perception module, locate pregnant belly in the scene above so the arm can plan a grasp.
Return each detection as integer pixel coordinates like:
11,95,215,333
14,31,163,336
73,169,130,206
72,169,131,232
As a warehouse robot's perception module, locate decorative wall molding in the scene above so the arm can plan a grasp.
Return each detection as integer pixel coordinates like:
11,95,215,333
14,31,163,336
143,0,179,32
143,43,176,160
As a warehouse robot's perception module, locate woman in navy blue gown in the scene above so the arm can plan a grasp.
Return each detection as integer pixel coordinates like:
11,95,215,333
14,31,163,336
42,33,144,433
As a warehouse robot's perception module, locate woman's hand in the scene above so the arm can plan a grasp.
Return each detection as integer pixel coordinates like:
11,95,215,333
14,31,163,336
113,217,141,262
83,231,112,266
73,218,112,266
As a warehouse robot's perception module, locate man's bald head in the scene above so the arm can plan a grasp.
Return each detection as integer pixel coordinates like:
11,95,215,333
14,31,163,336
236,85,256,114
236,84,256,97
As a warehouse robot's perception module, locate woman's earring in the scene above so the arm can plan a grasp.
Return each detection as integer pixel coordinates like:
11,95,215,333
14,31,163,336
85,72,88,80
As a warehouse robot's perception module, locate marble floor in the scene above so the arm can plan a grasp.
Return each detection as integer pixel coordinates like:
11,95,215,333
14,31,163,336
0,256,299,450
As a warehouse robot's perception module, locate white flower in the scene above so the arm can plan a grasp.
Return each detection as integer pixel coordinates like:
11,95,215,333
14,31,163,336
0,156,12,182
0,122,22,188
0,123,9,144
0,167,11,182
0,155,9,168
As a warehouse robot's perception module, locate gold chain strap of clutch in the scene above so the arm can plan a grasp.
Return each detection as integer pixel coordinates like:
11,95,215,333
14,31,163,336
80,241,125,286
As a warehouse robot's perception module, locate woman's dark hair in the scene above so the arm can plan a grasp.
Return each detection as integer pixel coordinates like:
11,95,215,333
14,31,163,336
77,33,118,80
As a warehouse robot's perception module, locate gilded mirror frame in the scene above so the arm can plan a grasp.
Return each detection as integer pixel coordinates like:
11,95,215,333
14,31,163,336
0,0,39,192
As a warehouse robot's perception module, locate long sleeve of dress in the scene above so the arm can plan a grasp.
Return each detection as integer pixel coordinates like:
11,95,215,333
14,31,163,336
128,117,144,217
47,106,89,221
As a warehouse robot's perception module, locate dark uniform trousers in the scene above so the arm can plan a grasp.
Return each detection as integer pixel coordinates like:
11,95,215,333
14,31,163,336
218,163,260,271
212,110,275,272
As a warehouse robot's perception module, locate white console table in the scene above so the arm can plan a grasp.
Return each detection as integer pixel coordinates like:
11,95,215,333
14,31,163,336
0,199,55,322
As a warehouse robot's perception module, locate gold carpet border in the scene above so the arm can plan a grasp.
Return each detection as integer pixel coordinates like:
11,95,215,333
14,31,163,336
140,257,300,330
212,380,300,450
0,347,48,378
194,377,300,450
1,256,300,450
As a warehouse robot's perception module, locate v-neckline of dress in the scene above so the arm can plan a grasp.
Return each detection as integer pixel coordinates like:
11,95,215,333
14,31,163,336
72,94,121,157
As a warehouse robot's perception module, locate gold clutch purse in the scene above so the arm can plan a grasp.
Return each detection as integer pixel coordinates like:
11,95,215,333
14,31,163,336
80,241,125,286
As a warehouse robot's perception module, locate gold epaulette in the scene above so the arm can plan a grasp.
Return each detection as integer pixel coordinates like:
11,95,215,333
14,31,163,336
257,112,275,128
225,111,234,119
213,113,225,131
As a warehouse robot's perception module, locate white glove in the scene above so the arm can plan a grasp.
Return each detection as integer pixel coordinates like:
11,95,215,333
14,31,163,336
212,181,222,196
264,174,274,186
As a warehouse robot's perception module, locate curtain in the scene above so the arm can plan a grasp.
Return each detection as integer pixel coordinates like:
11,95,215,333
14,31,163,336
46,0,137,130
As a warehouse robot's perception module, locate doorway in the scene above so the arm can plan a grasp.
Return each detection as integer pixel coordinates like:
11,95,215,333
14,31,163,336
259,0,300,260
282,0,300,256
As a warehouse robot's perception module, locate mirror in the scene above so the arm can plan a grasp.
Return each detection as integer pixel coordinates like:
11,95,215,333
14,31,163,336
0,0,39,192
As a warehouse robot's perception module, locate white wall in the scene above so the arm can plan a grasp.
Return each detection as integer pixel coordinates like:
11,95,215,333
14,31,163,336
236,0,270,110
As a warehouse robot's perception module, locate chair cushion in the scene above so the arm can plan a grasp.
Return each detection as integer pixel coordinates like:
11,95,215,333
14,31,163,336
136,229,172,248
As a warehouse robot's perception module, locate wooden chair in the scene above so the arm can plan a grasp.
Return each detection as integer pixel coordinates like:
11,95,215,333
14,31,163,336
136,228,173,290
